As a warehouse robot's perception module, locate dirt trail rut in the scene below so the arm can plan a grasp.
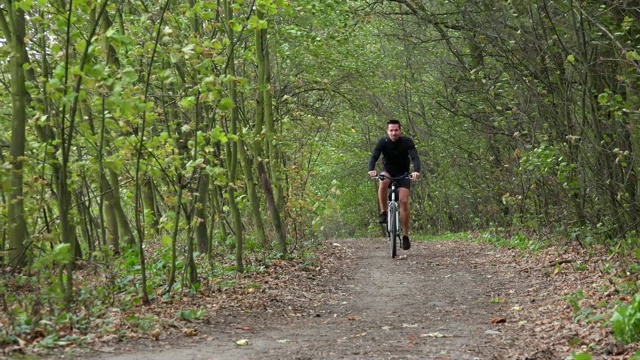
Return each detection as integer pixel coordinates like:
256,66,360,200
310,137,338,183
91,239,537,360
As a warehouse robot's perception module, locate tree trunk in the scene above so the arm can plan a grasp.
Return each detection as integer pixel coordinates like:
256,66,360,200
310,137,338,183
101,173,120,251
3,4,29,268
142,175,160,235
238,139,268,248
109,169,136,246
195,168,210,254
224,0,244,273
255,11,287,255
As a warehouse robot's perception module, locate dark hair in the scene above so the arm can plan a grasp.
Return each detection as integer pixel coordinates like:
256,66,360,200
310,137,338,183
387,119,401,128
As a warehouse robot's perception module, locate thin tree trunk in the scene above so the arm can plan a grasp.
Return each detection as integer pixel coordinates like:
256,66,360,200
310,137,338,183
108,169,135,246
1,4,29,268
224,0,244,273
238,139,268,248
142,175,160,235
195,168,210,254
166,175,184,294
211,184,228,256
101,173,120,250
255,11,287,255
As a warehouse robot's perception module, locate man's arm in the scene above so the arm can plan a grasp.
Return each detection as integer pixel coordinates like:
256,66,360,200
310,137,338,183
408,147,421,173
407,139,421,181
368,139,384,172
407,139,421,173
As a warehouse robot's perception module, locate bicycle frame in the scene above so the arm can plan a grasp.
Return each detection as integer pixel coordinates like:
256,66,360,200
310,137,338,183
377,173,410,258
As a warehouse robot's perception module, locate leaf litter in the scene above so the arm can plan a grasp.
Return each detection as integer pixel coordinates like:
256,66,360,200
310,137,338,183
3,237,640,359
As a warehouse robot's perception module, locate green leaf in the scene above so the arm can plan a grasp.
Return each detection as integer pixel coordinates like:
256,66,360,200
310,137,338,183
217,97,235,111
597,93,609,105
248,15,268,30
106,27,117,37
229,20,242,32
182,43,196,57
570,353,592,360
121,67,138,83
179,96,196,110
626,51,640,61
567,54,575,63
161,235,172,247
179,309,194,321
211,127,228,143
17,0,34,11
52,243,72,264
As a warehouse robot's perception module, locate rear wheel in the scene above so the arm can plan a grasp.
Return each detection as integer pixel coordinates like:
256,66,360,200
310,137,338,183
388,203,397,258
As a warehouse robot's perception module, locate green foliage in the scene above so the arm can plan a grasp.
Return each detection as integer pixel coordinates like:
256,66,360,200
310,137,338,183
565,290,586,315
611,292,640,344
124,314,157,331
415,232,471,242
570,353,592,360
178,308,206,321
6,0,640,353
477,230,546,251
572,263,588,271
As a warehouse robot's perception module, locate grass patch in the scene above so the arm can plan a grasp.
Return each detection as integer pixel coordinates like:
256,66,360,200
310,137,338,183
475,229,548,252
413,232,471,242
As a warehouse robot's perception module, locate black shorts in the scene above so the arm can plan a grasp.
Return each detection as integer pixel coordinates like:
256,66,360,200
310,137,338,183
381,170,411,189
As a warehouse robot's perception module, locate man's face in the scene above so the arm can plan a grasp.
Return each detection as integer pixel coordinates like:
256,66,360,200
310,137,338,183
387,123,401,141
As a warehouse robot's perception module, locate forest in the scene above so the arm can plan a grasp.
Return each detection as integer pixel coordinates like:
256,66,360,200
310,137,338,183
2,0,640,357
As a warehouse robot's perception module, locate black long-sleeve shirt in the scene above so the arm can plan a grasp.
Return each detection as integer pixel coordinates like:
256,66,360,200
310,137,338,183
368,136,421,176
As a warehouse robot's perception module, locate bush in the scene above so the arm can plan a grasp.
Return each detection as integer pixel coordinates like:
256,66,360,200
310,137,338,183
611,292,640,344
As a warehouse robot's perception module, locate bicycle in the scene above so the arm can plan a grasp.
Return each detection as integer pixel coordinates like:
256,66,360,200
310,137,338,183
374,173,411,258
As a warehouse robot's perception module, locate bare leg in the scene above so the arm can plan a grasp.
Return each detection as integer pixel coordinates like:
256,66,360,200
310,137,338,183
399,188,410,235
378,176,390,213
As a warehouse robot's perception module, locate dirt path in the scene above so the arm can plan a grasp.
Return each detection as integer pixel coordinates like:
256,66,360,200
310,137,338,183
84,238,548,360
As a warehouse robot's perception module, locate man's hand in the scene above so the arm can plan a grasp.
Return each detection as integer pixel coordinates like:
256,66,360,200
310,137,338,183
410,172,420,181
368,170,377,178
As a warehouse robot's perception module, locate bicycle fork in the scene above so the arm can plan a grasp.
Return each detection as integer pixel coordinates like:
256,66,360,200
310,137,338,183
387,202,402,238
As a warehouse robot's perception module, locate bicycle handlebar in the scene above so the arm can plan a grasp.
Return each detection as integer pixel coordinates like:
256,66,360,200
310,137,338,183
371,173,412,182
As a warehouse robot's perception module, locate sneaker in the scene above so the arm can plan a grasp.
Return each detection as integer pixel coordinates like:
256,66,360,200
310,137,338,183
378,211,387,224
402,236,411,250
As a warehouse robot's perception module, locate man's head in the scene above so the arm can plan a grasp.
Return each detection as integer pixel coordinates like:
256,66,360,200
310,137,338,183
386,119,402,141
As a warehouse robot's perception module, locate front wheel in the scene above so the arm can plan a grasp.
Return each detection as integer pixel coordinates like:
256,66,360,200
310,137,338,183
388,203,398,258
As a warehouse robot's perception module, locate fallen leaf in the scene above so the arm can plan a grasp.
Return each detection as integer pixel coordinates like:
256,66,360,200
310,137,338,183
511,306,522,311
236,326,253,331
402,323,419,327
96,347,115,353
422,332,447,338
235,339,250,346
150,329,161,341
276,339,290,343
347,315,362,321
183,328,199,336
490,317,507,324
568,337,583,346
31,328,46,339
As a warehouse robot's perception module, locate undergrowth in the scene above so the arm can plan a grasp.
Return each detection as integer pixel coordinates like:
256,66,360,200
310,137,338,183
476,227,640,356
0,240,321,354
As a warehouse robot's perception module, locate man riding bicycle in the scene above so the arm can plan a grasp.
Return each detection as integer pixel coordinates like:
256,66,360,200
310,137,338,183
367,119,421,250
